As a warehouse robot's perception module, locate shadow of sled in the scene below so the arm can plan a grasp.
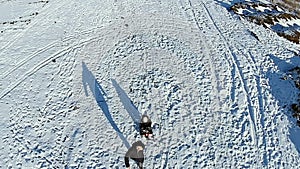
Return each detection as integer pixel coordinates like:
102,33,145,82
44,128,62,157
111,79,142,132
82,62,130,149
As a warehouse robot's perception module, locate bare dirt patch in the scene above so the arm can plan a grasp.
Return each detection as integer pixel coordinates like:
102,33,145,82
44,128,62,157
230,1,300,44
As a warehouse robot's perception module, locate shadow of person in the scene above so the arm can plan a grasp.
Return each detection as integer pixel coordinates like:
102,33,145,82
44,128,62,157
82,62,130,149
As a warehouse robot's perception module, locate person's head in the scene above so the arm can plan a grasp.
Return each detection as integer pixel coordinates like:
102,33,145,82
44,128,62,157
133,141,145,151
136,145,144,151
141,115,151,123
142,116,148,123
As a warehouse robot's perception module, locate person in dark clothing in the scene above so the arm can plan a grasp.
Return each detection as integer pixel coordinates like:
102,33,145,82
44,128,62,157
125,141,145,169
139,114,153,138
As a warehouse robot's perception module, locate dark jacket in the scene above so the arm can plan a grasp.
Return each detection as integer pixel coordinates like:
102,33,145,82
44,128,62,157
125,141,145,168
139,115,152,135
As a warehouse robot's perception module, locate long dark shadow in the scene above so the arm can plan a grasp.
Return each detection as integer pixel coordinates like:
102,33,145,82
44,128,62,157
82,62,130,149
268,54,300,154
111,79,141,132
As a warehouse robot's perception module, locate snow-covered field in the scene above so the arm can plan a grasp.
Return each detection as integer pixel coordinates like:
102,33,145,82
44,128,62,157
1,0,300,168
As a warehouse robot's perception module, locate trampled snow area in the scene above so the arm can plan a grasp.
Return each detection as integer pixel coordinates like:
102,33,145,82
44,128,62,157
1,0,300,168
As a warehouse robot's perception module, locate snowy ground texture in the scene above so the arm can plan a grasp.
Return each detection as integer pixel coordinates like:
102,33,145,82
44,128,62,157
1,0,300,168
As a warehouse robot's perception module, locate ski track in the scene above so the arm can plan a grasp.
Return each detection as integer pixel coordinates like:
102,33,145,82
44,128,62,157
5,31,90,168
2,44,80,168
187,0,299,168
0,0,70,55
0,18,122,100
1,40,59,79
204,3,282,167
0,35,99,100
201,0,260,160
206,2,269,167
1,0,300,168
0,25,107,80
185,0,285,167
0,34,79,79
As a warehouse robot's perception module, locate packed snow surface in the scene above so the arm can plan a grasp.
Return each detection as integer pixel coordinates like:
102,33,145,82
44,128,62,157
1,0,300,168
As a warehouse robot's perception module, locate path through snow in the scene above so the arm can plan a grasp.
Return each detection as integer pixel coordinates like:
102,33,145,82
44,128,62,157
1,0,300,168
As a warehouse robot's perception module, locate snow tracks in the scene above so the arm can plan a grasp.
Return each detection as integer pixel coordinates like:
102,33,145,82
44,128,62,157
1,0,300,168
184,0,300,168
